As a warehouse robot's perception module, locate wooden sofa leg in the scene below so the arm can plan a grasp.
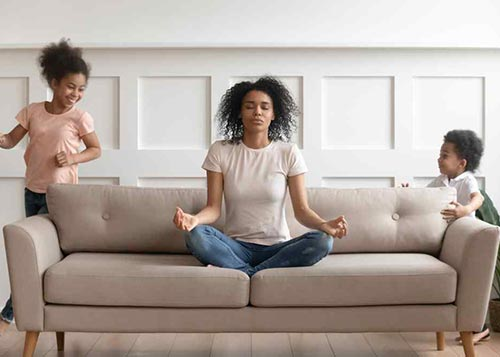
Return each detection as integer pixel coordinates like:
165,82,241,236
460,332,476,357
23,331,40,357
56,331,65,351
436,331,445,350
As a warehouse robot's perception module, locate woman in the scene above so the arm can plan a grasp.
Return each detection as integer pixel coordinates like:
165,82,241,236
173,77,347,276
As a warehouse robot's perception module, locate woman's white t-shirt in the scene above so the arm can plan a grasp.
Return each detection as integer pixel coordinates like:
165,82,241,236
202,140,307,246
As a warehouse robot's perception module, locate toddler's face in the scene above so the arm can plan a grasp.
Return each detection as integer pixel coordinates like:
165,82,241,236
437,142,466,179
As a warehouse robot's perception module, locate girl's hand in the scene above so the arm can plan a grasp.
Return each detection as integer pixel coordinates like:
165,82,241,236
56,151,75,167
173,207,199,232
320,216,348,239
440,201,470,222
0,133,7,148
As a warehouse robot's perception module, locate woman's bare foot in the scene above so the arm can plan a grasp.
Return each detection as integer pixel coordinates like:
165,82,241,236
0,319,11,334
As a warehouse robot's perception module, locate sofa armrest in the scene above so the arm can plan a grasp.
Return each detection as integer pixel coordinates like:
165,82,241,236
439,217,500,331
3,214,63,331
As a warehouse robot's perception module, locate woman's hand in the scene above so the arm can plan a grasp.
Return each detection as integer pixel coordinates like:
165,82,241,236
320,216,348,239
441,201,470,222
173,207,199,231
56,151,75,167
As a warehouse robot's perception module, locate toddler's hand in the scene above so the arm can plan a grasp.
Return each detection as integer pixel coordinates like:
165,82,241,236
441,201,470,222
56,151,75,167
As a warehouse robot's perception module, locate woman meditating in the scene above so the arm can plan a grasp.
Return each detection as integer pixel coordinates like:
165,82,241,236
173,76,348,276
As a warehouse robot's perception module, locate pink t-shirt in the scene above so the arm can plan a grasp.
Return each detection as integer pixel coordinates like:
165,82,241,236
16,102,95,193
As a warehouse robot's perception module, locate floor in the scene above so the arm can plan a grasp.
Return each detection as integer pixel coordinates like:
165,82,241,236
2,324,500,356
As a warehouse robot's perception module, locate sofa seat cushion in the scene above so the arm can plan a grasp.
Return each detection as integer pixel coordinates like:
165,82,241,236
250,254,457,307
44,253,249,308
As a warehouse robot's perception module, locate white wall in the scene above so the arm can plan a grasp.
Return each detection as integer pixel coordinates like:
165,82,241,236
1,0,500,48
1,1,500,315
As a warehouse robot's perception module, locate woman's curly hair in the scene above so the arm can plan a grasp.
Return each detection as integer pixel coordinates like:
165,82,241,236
444,129,483,172
38,38,90,85
216,76,299,143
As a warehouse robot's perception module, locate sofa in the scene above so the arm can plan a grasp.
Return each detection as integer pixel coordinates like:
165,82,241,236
4,183,500,357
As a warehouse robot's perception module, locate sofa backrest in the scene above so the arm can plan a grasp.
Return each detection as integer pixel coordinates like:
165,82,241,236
47,184,455,255
286,187,455,255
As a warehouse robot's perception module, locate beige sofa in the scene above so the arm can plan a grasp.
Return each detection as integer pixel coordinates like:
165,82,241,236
4,184,500,357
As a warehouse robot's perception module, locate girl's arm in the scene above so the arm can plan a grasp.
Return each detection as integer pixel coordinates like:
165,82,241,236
173,170,223,231
56,132,101,167
0,125,28,149
288,173,348,238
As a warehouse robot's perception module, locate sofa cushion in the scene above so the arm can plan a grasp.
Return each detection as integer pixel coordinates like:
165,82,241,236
44,253,249,308
286,187,456,255
47,184,223,254
250,254,457,307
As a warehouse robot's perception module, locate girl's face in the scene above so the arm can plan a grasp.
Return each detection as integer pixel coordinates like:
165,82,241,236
240,90,275,135
437,142,467,179
51,73,87,109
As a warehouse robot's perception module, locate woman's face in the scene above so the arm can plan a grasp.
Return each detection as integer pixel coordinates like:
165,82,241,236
240,90,275,135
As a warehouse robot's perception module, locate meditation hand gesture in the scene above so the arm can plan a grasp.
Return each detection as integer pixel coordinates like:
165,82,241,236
320,216,348,239
173,207,199,232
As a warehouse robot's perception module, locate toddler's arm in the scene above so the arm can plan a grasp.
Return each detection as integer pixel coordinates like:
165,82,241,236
467,191,485,214
441,192,484,220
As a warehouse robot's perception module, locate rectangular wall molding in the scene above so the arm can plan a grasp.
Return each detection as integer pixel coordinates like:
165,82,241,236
1,47,499,305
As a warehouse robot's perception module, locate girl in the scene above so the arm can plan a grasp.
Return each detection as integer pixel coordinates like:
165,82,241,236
0,39,101,332
173,77,347,277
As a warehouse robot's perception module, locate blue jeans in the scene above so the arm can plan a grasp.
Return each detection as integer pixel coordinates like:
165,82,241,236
185,225,333,277
1,188,48,323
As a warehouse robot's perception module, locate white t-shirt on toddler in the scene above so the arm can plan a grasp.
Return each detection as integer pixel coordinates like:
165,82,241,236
202,140,308,246
426,171,480,217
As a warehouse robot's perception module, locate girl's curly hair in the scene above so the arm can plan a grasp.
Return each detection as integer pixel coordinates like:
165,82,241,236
38,38,90,85
444,129,483,172
216,76,299,143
